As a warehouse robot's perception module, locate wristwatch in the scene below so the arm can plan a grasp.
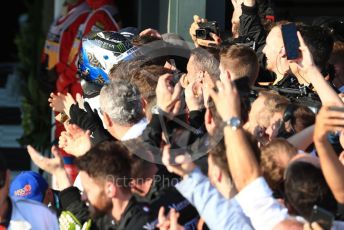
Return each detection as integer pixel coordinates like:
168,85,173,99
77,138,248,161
224,117,242,130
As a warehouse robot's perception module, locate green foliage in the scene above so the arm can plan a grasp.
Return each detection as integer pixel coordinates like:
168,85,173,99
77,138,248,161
15,0,51,152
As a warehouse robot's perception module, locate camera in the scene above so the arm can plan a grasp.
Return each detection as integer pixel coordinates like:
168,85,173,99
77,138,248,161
195,21,220,40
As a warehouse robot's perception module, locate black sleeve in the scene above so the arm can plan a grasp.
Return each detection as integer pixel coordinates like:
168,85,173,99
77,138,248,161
239,4,267,55
142,114,163,148
59,186,90,224
187,109,206,146
239,3,275,82
189,109,206,132
69,103,114,145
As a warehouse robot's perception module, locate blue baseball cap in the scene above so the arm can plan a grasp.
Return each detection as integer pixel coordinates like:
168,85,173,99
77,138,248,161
9,171,48,202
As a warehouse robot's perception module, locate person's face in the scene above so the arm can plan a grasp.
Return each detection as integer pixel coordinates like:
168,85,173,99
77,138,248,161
248,96,266,125
248,96,271,145
186,55,201,83
262,27,284,73
266,111,284,140
79,171,112,218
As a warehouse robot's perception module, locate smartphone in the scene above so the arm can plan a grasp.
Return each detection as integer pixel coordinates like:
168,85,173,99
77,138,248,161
328,106,344,112
309,205,334,230
169,59,182,86
281,23,300,60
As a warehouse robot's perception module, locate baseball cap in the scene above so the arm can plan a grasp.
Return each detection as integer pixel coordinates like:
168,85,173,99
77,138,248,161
9,171,48,202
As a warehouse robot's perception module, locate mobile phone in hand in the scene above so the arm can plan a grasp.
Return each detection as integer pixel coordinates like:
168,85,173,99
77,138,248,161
309,205,334,230
281,23,300,60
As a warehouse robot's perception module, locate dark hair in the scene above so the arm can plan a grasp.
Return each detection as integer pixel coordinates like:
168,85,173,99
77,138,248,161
219,44,259,86
296,24,334,72
277,103,315,138
109,59,144,81
284,161,337,219
131,35,162,47
130,65,173,105
76,141,132,192
130,154,156,182
190,47,221,82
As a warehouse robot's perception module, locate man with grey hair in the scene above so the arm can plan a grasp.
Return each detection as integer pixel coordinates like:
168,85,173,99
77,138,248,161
100,79,147,141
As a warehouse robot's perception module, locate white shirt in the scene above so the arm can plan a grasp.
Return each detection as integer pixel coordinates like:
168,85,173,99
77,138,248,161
235,177,289,230
120,118,148,141
176,168,253,230
8,197,59,230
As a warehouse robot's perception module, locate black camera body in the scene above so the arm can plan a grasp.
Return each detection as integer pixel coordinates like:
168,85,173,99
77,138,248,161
195,21,220,40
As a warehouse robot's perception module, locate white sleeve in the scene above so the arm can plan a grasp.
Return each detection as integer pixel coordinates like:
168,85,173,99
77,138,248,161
235,177,289,230
333,221,344,230
176,168,253,230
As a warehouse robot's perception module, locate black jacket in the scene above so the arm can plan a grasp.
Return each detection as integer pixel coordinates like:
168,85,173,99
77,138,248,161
59,186,152,230
238,3,275,82
134,166,200,229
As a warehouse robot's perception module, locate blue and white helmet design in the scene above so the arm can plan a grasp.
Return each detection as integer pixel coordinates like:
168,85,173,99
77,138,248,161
78,31,133,85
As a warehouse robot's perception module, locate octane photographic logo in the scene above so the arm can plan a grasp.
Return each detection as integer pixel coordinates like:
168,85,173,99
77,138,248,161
121,38,223,165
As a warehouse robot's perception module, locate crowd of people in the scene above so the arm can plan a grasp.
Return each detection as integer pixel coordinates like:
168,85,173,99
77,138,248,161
1,0,344,229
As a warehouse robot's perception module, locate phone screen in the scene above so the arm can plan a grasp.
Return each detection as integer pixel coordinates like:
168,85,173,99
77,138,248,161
281,23,300,60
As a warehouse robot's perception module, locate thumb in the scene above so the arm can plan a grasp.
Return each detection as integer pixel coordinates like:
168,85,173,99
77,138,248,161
76,93,82,103
193,15,201,23
27,145,40,157
51,145,61,158
158,206,166,226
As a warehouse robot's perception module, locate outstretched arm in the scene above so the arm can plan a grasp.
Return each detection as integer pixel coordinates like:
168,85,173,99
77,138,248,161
209,73,260,191
313,106,344,204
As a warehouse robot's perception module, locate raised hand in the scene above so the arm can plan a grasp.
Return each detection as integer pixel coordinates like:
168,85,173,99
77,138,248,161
314,106,344,143
156,74,183,114
208,72,241,121
27,145,72,190
189,15,221,48
161,144,195,178
289,32,316,74
157,207,185,230
27,145,64,176
48,92,66,113
185,77,204,111
59,124,91,157
139,28,162,39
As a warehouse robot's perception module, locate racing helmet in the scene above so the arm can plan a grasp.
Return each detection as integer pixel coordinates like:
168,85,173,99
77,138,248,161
77,31,133,86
